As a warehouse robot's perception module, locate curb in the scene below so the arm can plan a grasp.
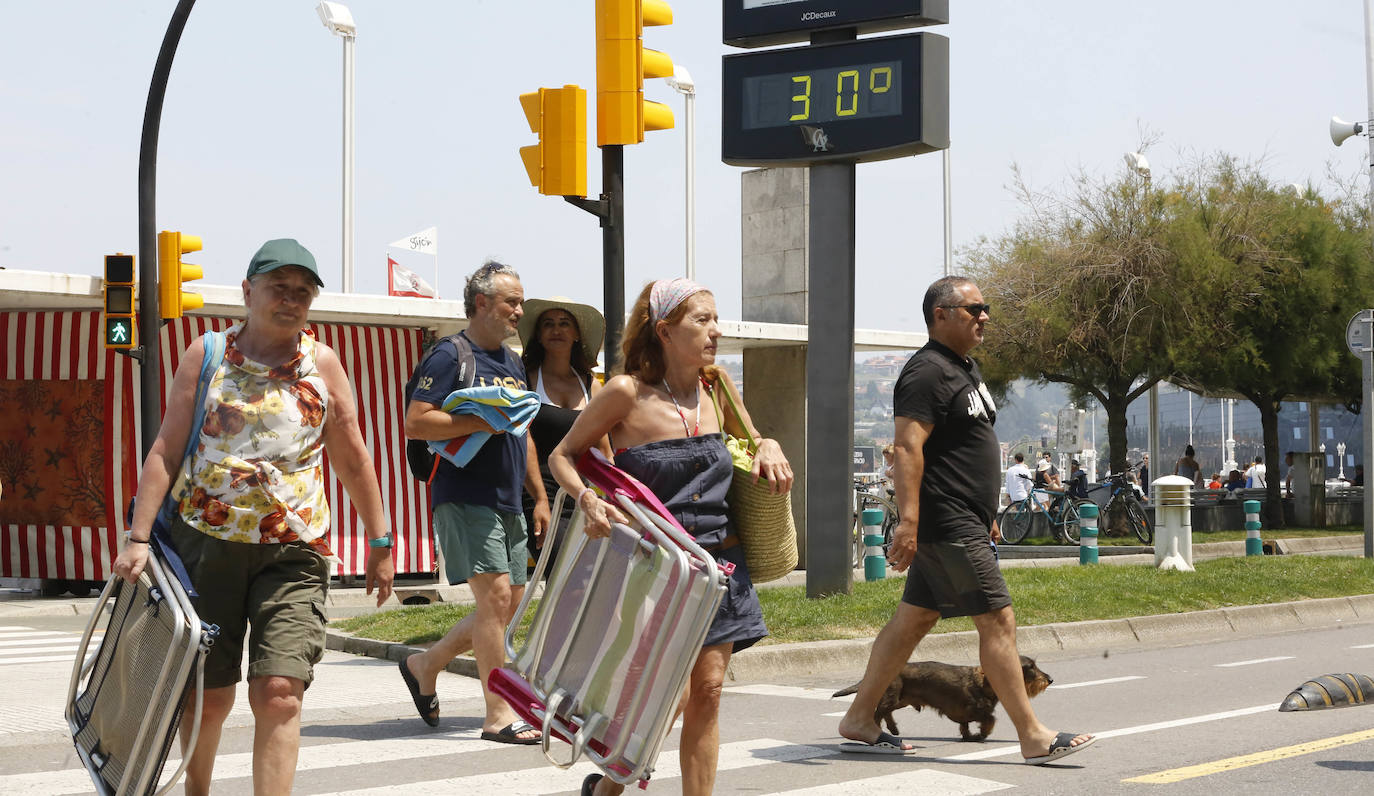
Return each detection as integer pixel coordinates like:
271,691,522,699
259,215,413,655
324,593,1374,685
720,593,1374,682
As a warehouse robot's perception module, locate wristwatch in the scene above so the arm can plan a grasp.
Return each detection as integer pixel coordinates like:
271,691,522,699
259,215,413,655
367,533,394,549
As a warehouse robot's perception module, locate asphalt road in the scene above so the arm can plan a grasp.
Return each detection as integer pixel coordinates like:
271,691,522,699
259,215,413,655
4,606,1374,794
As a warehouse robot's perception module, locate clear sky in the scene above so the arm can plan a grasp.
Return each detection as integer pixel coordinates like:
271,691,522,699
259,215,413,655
1,1,1368,333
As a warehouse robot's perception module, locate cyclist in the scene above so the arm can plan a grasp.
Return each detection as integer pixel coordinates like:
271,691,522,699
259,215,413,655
1033,458,1064,506
1004,452,1032,506
1067,460,1090,500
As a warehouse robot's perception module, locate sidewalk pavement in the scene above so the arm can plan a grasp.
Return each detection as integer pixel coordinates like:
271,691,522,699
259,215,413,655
5,535,1367,682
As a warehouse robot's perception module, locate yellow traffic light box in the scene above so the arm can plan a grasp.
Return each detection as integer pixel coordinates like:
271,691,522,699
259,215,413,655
103,254,136,350
519,85,588,197
596,0,675,146
157,230,204,319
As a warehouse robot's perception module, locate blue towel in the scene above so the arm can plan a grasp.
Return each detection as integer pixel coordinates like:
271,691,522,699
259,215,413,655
429,386,541,467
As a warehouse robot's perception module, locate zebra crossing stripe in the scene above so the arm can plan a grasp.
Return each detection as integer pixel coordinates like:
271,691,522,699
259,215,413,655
729,684,854,702
765,768,1014,795
0,637,81,648
0,653,86,666
0,645,80,656
332,738,835,795
0,629,68,638
0,728,526,794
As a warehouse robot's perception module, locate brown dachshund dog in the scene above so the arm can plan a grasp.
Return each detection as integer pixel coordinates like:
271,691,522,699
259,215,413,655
832,655,1053,741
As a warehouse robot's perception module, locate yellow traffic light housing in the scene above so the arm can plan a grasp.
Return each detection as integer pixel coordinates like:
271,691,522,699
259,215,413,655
103,254,136,350
157,230,204,319
519,85,588,197
596,0,675,147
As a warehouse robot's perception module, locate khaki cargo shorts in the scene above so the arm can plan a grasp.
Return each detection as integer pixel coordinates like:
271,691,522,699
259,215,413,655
170,515,330,689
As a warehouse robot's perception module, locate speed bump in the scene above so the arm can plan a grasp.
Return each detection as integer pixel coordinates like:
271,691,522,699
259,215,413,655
1278,673,1374,711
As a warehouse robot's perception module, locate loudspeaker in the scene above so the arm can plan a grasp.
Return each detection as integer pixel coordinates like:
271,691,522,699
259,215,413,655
1330,116,1363,146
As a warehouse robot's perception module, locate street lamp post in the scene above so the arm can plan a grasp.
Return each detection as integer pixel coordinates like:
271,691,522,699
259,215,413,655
942,148,952,276
317,2,356,293
1330,0,1374,558
1125,151,1160,489
665,66,696,280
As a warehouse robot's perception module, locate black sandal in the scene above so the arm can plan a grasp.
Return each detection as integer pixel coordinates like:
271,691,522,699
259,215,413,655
581,773,603,796
398,657,440,727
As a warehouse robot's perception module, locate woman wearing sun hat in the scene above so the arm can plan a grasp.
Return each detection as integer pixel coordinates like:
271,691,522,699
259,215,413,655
517,296,612,559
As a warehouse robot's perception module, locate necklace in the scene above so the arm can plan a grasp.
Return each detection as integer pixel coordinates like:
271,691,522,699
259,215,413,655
662,379,700,438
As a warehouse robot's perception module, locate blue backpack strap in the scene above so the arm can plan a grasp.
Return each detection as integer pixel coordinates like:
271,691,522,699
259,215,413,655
150,330,227,597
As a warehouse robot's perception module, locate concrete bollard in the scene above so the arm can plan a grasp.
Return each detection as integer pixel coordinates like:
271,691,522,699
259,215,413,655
1153,475,1195,571
1078,502,1099,564
1244,499,1263,556
862,508,886,581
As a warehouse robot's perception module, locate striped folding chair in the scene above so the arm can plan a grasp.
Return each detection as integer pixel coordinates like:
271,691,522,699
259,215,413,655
491,449,729,788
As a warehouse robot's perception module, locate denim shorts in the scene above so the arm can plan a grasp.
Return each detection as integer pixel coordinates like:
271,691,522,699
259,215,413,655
434,502,528,586
170,515,330,688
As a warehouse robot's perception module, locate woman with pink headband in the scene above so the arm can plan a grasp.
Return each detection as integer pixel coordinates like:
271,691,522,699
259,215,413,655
550,278,794,796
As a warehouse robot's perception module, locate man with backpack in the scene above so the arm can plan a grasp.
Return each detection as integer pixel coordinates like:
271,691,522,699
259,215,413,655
398,261,550,743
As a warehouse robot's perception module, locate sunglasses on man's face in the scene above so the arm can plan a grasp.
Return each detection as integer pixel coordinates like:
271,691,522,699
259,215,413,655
940,303,991,318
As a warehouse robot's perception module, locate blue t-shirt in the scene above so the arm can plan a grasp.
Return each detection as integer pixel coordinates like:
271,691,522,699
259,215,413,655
410,332,528,513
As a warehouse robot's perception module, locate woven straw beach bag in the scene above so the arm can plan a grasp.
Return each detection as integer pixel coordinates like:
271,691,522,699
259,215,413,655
717,383,798,584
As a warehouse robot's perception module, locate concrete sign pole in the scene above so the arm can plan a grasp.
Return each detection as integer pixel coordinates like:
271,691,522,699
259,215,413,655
1345,309,1374,558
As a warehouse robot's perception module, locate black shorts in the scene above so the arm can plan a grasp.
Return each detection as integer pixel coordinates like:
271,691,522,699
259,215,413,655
901,529,1011,619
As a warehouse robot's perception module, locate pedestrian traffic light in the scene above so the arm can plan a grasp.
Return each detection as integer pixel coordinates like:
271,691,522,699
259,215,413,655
103,254,136,350
595,0,675,147
157,230,204,319
519,85,588,197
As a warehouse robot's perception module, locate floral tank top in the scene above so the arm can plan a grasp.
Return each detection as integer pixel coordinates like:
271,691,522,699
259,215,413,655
178,323,333,557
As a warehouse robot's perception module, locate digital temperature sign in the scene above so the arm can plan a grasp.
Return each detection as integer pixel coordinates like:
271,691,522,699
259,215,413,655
722,33,947,166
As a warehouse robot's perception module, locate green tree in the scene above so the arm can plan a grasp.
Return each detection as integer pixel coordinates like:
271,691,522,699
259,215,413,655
1170,158,1373,525
967,161,1241,474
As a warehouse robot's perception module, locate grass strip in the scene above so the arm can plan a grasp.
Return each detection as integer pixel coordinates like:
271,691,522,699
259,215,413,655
335,555,1374,648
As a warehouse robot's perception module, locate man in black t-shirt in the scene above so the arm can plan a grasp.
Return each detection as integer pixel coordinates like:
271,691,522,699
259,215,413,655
399,262,550,743
837,276,1096,765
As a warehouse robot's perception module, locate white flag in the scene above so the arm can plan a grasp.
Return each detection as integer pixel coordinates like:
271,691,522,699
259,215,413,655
387,256,436,298
388,226,438,255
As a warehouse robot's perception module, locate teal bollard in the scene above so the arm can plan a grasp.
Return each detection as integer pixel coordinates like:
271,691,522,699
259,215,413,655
1078,502,1100,564
862,508,886,581
1244,499,1263,556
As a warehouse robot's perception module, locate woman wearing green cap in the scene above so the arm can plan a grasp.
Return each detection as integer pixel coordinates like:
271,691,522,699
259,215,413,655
113,238,395,795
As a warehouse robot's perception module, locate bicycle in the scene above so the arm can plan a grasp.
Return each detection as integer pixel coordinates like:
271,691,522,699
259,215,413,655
852,477,899,568
998,474,1085,544
1089,470,1153,544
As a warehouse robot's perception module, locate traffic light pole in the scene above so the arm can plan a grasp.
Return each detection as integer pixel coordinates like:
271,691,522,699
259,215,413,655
136,0,198,457
565,146,623,373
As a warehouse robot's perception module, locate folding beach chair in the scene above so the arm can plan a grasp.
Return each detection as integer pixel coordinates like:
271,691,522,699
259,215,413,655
65,545,218,796
490,449,730,788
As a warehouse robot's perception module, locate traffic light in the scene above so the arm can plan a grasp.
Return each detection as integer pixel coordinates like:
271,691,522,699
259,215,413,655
103,254,136,350
519,85,588,197
595,0,675,147
157,230,204,319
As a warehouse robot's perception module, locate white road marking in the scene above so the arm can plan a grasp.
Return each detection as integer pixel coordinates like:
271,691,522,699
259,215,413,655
331,738,835,795
0,635,80,647
943,703,1280,761
766,768,1013,795
0,629,68,639
1214,656,1295,668
1049,675,1147,689
0,644,80,655
730,683,854,702
2,727,553,794
0,653,89,666
1349,643,1374,649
